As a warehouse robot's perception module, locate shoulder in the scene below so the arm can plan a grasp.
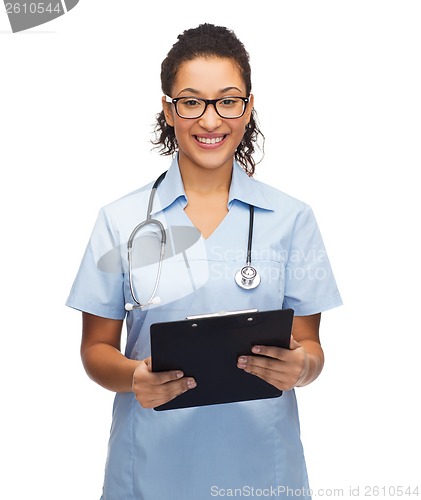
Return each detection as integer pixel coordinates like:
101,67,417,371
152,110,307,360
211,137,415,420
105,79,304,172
88,179,157,243
250,175,312,217
97,179,156,227
103,180,154,212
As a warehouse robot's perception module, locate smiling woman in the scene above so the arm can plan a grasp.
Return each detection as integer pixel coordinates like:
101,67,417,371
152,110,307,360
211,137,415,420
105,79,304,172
161,57,254,185
154,24,264,176
66,22,342,500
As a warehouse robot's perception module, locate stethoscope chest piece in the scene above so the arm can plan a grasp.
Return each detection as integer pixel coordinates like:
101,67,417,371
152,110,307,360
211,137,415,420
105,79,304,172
235,265,261,290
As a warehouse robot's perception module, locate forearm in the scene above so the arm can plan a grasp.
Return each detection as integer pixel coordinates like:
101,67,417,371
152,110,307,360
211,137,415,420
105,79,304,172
81,343,140,393
296,340,325,387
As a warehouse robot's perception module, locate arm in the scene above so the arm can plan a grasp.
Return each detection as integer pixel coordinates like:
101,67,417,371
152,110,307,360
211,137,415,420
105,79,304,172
237,313,323,391
81,312,196,407
81,312,137,392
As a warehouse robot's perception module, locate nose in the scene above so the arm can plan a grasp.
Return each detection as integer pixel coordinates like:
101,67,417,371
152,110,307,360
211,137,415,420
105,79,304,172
198,103,223,130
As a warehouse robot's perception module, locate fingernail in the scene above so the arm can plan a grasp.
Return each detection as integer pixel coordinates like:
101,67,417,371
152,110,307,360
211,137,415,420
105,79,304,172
187,379,197,389
176,371,183,378
252,346,261,354
238,356,247,368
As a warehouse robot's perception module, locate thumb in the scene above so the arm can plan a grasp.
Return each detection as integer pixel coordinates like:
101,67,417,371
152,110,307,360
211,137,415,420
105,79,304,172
289,335,301,350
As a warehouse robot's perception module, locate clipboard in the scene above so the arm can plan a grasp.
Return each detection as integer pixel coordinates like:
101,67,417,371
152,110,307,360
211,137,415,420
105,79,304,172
150,308,294,411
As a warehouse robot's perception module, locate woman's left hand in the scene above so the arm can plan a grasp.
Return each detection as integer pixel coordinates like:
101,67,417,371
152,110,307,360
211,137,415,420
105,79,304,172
237,336,309,391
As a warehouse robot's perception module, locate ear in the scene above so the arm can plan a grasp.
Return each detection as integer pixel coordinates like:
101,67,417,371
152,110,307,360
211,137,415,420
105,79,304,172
162,95,175,127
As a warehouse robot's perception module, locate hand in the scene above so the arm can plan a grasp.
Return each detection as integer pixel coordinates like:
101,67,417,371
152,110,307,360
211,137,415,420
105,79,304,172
237,336,309,391
132,357,197,409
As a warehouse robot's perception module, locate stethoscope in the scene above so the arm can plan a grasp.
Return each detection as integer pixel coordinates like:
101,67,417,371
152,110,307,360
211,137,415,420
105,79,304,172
125,171,260,311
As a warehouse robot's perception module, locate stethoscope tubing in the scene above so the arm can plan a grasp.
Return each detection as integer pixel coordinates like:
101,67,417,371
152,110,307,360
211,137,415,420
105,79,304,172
246,205,254,266
126,218,166,309
125,173,167,310
125,170,260,311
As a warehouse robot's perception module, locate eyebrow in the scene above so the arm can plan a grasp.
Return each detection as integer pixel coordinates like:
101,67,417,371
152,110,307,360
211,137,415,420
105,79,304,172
176,86,244,96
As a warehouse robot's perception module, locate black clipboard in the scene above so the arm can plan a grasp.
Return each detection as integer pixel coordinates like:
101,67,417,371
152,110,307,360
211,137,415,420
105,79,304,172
150,308,294,411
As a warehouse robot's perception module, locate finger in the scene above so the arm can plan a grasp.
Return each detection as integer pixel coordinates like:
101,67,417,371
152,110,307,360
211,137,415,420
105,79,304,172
145,368,187,386
133,361,186,387
238,357,297,391
154,369,186,385
143,377,197,408
164,377,197,397
238,354,291,378
250,345,289,360
239,359,285,386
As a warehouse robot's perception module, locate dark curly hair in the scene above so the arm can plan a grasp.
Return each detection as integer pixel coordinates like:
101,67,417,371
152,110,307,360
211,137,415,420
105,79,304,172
152,23,264,175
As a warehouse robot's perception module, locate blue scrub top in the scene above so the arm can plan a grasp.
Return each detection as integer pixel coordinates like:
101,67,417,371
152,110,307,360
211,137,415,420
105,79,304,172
67,158,342,500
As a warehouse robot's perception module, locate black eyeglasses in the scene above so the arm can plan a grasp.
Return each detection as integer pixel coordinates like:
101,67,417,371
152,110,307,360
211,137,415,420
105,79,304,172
165,95,250,119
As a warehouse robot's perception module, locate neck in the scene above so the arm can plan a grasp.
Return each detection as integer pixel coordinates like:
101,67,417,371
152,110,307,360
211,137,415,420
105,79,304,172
178,156,233,194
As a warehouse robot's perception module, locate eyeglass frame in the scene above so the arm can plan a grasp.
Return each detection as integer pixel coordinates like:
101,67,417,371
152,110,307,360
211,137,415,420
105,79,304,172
165,95,250,119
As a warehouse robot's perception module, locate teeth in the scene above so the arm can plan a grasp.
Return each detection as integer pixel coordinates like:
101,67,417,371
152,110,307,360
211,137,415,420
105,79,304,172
197,136,224,144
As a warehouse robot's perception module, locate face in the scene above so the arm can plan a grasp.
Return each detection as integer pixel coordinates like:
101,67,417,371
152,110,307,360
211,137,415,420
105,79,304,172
162,57,254,174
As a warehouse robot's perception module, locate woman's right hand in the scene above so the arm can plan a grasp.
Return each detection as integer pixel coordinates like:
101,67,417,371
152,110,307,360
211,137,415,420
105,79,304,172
132,357,197,409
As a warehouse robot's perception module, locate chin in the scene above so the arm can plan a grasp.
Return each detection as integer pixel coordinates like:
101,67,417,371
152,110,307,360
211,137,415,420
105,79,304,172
195,156,234,171
180,147,236,171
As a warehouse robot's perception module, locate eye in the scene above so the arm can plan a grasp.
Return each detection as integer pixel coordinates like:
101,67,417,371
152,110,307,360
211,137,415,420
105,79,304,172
180,98,202,107
219,98,239,107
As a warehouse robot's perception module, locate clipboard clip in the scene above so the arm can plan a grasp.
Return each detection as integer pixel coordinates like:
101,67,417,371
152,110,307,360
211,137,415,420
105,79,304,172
186,308,258,320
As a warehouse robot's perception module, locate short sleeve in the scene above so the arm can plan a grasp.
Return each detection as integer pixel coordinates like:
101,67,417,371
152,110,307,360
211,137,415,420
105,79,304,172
282,205,342,316
66,208,126,320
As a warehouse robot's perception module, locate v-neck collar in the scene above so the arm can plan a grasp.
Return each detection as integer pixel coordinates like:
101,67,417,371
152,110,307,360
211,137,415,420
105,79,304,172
149,157,274,216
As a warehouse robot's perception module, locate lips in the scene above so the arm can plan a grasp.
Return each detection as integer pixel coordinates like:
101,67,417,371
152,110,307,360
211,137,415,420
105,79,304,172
194,134,227,148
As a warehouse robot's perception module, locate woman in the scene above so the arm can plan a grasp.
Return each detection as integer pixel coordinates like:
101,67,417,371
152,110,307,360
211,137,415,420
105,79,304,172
67,23,342,499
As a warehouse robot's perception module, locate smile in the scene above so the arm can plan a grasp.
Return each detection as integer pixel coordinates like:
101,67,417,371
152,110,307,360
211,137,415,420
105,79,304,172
194,135,227,147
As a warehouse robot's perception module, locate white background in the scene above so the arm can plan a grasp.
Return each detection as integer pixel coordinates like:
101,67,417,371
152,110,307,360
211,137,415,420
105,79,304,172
1,1,420,498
